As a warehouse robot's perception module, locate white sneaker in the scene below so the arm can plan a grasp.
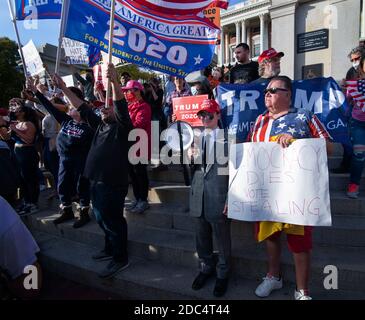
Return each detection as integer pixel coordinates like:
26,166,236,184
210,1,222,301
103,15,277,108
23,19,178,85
255,275,283,298
294,289,312,300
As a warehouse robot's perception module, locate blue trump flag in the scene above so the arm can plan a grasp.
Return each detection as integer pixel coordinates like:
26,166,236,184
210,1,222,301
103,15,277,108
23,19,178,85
15,0,62,20
216,77,351,145
64,0,220,77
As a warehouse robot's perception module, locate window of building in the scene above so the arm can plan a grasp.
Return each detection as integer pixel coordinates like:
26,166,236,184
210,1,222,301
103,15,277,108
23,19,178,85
252,35,260,57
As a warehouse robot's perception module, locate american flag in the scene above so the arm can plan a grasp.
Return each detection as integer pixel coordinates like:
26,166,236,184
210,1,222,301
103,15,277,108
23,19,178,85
346,79,365,111
131,0,229,15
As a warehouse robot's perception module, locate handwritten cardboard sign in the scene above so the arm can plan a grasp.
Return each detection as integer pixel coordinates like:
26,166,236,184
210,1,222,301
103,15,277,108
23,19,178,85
228,138,332,226
172,95,207,127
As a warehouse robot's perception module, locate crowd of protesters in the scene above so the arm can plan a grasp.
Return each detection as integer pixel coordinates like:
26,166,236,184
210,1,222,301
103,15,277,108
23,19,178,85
1,42,364,300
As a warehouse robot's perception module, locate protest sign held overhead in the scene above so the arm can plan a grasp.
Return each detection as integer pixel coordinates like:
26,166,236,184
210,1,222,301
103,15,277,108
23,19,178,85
216,77,350,146
14,0,62,20
62,38,89,65
21,39,44,76
64,0,220,77
228,139,332,226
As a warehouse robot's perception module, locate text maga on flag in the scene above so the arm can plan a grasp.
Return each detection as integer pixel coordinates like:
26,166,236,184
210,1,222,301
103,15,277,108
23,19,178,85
64,0,220,77
14,0,62,20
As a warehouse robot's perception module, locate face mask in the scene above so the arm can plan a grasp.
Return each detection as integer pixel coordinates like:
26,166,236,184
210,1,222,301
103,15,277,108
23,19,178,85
125,91,137,102
353,61,360,69
191,86,198,96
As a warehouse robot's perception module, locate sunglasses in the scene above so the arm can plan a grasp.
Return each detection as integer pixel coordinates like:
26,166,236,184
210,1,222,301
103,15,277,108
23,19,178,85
350,56,361,62
264,87,289,95
198,112,215,120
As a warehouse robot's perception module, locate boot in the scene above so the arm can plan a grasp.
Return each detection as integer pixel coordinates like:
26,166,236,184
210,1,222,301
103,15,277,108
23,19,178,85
73,207,91,228
54,206,74,225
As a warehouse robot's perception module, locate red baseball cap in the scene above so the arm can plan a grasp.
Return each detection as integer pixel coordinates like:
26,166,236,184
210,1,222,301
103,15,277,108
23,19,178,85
197,99,220,115
258,48,284,64
121,80,144,91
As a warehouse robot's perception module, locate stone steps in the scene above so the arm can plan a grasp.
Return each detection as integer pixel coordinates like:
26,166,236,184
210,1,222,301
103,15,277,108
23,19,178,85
24,207,365,292
33,230,365,300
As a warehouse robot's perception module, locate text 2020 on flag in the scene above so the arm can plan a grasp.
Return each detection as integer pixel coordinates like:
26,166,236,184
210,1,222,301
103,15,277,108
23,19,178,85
64,0,220,77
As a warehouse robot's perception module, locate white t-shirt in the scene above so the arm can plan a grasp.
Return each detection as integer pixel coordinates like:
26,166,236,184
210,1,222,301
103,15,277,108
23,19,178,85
0,196,40,280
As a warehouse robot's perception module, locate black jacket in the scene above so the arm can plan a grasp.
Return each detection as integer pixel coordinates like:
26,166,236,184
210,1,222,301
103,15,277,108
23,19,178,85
78,100,133,186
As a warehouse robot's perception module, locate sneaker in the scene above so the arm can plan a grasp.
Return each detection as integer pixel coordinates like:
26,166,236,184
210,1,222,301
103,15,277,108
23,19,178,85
98,260,129,279
255,274,283,298
92,250,113,261
130,200,150,214
54,207,74,225
19,203,39,216
125,200,138,211
73,207,91,228
294,289,312,300
347,183,359,199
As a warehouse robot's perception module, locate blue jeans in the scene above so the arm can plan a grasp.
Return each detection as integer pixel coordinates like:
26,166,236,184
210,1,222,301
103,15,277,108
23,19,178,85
14,146,40,204
349,119,365,185
58,155,90,207
91,181,128,262
43,138,60,187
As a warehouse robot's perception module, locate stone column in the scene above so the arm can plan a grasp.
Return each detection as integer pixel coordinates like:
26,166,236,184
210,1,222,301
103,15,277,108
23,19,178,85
225,32,229,64
259,14,265,54
235,22,240,45
220,26,225,65
241,19,247,44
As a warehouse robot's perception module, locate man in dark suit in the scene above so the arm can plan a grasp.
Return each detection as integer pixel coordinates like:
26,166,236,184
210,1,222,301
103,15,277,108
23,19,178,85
189,99,231,297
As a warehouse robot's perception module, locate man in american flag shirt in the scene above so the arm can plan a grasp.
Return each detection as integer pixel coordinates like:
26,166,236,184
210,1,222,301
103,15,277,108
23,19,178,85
247,76,332,300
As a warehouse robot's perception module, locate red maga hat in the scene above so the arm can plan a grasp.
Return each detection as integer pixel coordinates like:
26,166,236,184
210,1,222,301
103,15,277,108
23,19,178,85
197,99,220,115
258,48,284,64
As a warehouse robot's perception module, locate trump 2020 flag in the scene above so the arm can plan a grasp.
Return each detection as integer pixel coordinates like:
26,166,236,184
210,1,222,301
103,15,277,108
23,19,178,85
64,0,220,77
14,0,62,20
133,0,229,15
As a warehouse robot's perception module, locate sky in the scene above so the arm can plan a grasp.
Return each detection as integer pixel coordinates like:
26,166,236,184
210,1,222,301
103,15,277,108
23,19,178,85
0,1,60,47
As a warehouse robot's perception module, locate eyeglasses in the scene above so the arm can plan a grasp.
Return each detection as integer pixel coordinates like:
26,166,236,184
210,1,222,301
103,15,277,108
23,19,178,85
264,87,289,95
198,112,215,120
350,56,361,62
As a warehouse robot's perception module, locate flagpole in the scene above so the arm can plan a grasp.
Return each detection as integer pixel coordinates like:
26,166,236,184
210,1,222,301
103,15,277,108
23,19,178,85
7,0,28,77
55,0,69,74
105,0,116,109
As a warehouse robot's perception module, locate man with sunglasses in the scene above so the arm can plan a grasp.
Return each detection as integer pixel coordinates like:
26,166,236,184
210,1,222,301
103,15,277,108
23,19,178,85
252,48,284,85
249,76,331,300
189,99,231,297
